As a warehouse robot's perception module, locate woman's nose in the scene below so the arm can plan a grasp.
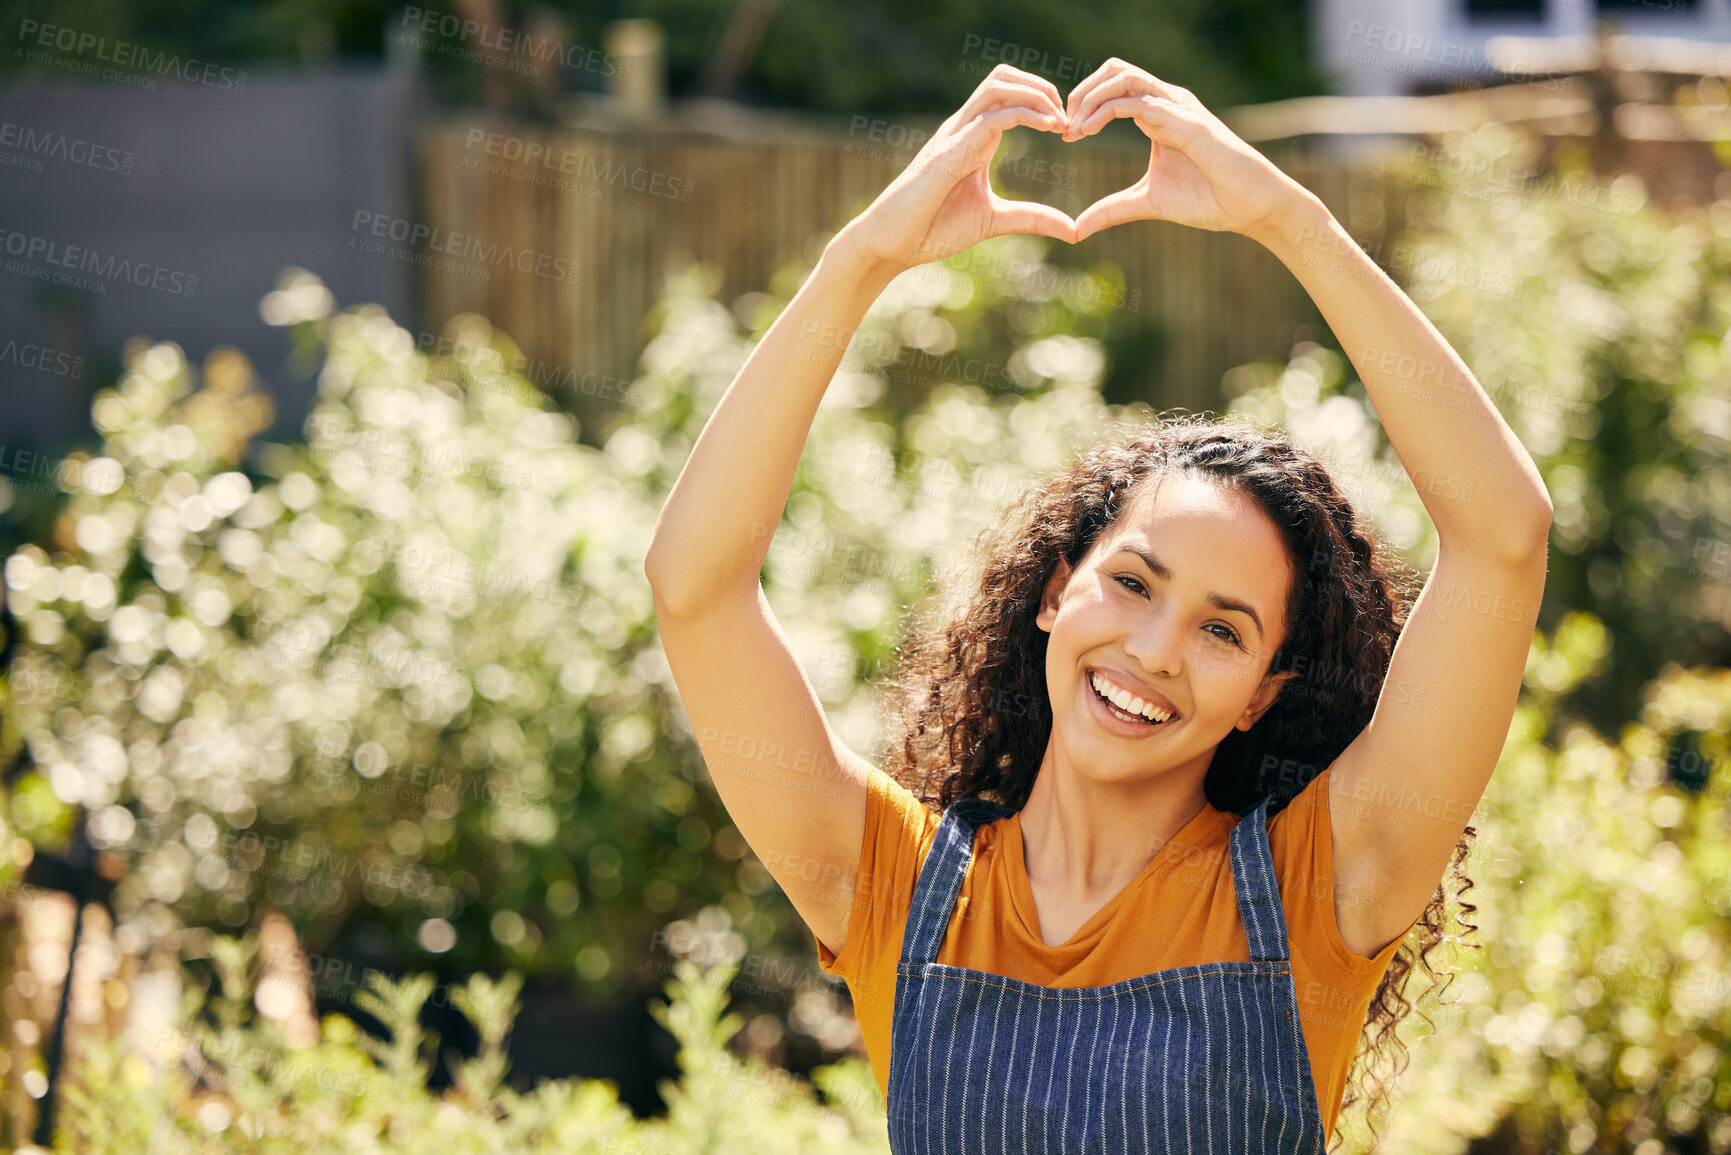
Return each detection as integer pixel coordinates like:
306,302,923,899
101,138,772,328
1121,609,1183,679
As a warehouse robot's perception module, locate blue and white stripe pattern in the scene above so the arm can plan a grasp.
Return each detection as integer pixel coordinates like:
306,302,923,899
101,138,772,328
885,794,1329,1154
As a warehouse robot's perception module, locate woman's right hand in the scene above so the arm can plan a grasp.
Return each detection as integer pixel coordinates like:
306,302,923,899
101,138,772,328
835,65,1079,274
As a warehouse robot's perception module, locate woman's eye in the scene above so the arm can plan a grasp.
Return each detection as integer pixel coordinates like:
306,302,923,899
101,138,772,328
1115,576,1242,649
1205,624,1242,648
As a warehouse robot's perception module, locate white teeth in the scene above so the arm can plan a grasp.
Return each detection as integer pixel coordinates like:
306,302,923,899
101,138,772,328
1091,672,1172,724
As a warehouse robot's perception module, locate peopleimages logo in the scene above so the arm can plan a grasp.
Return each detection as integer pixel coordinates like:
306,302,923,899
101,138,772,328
0,228,199,297
396,7,631,79
349,210,582,284
16,20,249,92
0,338,83,379
461,129,696,203
0,121,134,175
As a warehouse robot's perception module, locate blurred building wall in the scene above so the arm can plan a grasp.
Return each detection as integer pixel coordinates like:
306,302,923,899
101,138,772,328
0,62,419,453
1315,0,1731,96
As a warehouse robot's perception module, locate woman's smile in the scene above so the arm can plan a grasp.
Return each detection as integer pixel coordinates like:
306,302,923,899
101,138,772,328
1084,666,1182,737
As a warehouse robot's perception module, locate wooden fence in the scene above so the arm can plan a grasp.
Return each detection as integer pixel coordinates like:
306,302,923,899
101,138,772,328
414,109,1390,439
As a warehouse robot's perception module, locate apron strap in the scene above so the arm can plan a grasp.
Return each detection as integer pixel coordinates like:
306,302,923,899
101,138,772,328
899,796,1011,967
898,792,1292,966
1228,795,1293,963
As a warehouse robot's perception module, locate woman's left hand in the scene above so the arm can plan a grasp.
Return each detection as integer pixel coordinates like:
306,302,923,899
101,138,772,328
1061,58,1313,243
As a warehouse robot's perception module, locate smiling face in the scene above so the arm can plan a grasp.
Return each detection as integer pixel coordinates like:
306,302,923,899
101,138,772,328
1034,470,1298,786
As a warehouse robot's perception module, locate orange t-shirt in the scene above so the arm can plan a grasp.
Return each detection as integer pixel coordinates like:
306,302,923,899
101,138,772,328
812,761,1421,1143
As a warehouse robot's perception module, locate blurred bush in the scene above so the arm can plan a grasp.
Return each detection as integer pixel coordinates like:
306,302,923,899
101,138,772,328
1219,129,1731,1154
7,123,1731,1152
0,239,1143,1057
1319,663,1731,1155
42,930,889,1154
1227,124,1731,746
1,293,695,1000
40,658,1731,1154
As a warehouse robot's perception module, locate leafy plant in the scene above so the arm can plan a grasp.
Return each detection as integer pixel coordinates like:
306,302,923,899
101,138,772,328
1220,135,1731,1152
1324,661,1731,1155
1227,125,1731,748
0,240,1142,1066
44,930,889,1154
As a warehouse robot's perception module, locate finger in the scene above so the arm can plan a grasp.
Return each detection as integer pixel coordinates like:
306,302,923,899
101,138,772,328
1069,71,1202,141
1141,74,1197,108
964,102,1069,149
987,190,1078,245
1077,93,1206,149
974,76,1067,125
948,83,1065,140
960,66,1067,126
1070,74,1199,141
1101,64,1195,110
987,63,1066,124
1067,72,1148,138
934,102,1068,180
1063,57,1133,131
1073,178,1150,242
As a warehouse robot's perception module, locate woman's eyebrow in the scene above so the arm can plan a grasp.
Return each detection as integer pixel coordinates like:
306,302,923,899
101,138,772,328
1114,546,1265,638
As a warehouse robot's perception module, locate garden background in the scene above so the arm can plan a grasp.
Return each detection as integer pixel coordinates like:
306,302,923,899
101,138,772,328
1,2,1731,1153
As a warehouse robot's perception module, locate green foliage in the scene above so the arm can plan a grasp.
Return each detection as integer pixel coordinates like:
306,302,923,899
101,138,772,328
1395,132,1731,740
624,239,1159,760
0,0,1325,110
0,238,1144,1032
1215,137,1731,1150
8,111,1731,1154
1224,125,1731,745
685,0,1323,110
0,297,703,996
45,932,889,1154
1329,665,1731,1155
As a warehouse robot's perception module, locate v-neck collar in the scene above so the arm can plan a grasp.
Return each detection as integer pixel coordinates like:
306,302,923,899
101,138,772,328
1002,798,1232,952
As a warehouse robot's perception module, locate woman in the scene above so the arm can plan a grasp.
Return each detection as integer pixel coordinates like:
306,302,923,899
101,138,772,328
644,58,1552,1154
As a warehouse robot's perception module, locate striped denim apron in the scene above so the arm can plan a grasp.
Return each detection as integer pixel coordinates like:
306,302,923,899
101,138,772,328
886,793,1329,1154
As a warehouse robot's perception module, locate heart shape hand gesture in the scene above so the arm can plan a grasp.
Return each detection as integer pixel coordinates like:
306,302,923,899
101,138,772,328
841,58,1311,273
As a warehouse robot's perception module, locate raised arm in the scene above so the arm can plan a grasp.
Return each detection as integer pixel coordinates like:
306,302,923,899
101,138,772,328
1062,59,1553,550
643,66,1078,955
644,62,1078,611
1061,58,1553,958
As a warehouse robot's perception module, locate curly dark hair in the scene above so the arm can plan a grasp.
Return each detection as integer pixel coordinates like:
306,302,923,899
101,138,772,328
879,409,1480,1150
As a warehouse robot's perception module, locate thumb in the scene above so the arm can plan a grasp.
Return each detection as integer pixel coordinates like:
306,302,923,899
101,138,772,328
1074,177,1151,242
986,192,1078,245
